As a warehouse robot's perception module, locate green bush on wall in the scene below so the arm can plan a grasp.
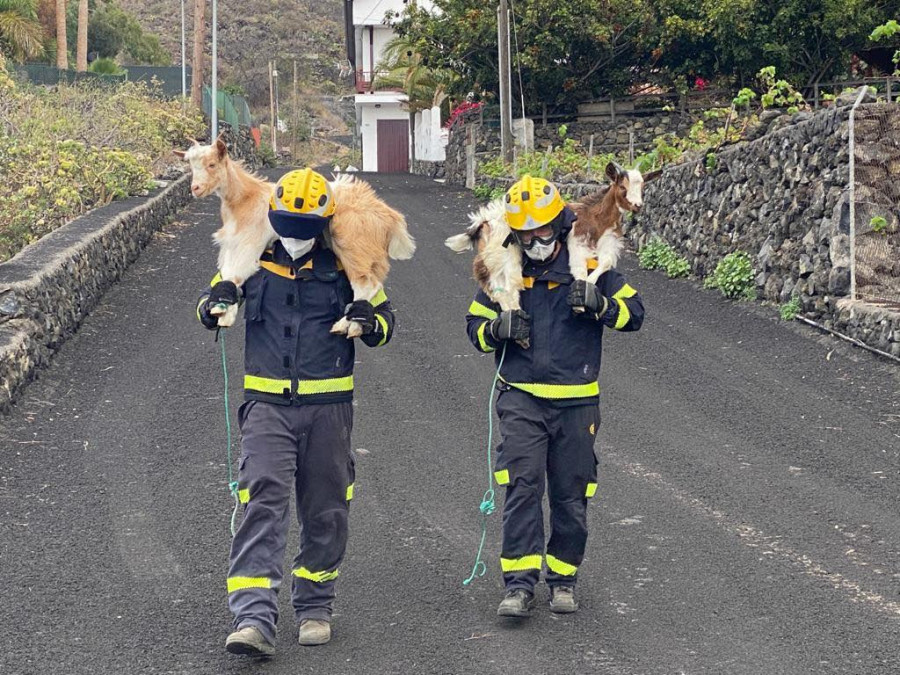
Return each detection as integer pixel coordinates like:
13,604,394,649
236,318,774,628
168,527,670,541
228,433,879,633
704,251,756,299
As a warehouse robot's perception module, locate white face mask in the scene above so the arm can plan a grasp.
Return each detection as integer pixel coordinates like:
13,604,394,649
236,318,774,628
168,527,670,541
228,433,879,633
524,240,557,262
281,237,315,260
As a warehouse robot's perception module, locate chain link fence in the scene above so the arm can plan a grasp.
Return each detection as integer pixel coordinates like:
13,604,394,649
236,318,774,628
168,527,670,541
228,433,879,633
850,97,900,307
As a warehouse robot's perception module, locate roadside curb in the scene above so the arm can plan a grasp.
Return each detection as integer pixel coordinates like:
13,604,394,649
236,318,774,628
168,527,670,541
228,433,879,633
0,174,192,412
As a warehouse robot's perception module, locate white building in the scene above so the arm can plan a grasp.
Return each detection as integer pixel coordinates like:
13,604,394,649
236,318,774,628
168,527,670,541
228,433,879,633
344,0,444,172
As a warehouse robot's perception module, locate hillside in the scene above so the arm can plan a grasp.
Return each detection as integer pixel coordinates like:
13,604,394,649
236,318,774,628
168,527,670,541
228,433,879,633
118,0,348,109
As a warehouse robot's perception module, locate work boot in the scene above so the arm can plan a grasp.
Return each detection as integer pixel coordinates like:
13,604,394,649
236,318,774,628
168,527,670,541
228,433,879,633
225,625,275,657
549,585,578,614
298,619,332,646
497,589,535,617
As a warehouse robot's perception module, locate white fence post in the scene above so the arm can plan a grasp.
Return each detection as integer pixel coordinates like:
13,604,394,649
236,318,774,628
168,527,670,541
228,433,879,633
848,87,868,302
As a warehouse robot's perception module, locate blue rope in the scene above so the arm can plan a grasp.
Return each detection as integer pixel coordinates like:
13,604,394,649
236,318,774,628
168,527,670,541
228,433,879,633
463,343,507,586
218,330,241,537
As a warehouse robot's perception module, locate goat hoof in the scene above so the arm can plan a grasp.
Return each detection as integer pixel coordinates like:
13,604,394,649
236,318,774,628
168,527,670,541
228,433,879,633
516,338,530,350
331,317,349,335
345,321,363,339
209,302,228,317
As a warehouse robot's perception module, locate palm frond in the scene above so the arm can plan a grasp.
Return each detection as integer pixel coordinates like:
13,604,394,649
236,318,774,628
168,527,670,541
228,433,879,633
0,10,45,62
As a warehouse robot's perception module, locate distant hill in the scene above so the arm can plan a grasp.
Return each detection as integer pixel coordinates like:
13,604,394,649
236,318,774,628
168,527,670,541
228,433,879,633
119,0,348,109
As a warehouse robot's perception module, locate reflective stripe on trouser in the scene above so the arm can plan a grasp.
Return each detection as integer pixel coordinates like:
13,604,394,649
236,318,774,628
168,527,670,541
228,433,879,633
495,388,599,591
227,400,355,641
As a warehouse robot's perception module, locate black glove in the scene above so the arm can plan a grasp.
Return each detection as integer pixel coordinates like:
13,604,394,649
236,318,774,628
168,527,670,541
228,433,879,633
344,300,376,335
490,310,531,342
567,280,608,318
197,293,219,330
209,280,241,308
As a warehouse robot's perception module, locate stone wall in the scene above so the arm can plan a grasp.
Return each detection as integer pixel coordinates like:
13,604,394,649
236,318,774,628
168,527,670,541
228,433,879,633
629,101,900,358
0,175,193,410
411,159,446,179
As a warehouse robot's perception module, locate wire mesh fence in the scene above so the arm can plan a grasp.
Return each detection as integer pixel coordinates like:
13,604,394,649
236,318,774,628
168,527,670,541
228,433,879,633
850,100,900,307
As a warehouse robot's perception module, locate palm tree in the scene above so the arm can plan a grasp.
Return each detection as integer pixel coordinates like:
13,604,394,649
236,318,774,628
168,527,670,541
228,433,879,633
0,0,45,62
375,35,455,163
54,0,65,68
75,0,85,71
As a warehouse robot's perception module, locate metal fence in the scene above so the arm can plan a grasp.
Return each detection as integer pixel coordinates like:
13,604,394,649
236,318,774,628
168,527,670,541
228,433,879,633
13,64,190,97
13,64,124,86
202,86,253,129
849,93,900,307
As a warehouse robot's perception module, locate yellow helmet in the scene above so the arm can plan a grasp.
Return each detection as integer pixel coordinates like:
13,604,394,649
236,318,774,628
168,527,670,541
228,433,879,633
268,168,336,239
504,175,565,231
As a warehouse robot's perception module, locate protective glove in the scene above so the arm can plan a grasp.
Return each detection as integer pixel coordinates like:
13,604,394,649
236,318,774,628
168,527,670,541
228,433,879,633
343,300,376,335
197,293,219,330
490,309,531,342
567,280,608,319
209,280,241,310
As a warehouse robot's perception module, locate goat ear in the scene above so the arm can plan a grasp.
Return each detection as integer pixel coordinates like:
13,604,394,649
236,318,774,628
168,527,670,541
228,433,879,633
643,169,663,183
605,161,627,183
215,136,227,159
186,136,200,146
173,149,186,159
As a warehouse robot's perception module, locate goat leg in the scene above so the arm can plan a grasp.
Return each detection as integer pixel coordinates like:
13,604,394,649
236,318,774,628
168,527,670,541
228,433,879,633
332,279,382,339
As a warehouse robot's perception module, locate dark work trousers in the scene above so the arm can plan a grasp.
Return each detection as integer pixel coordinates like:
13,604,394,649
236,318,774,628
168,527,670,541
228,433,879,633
494,388,600,592
226,400,355,642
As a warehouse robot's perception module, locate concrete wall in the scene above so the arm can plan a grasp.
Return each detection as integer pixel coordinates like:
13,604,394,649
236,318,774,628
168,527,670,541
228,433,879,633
358,99,409,171
414,106,447,162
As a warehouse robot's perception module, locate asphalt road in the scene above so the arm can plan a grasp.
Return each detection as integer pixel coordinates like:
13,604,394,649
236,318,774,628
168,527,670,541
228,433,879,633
2,172,900,675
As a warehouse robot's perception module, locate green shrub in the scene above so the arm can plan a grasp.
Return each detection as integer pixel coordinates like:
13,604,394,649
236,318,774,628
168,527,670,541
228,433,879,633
705,251,756,299
871,215,888,234
88,58,125,75
779,296,801,321
638,237,691,278
0,55,204,261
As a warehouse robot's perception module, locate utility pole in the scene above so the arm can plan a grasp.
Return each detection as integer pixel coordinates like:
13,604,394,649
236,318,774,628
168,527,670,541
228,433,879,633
191,0,205,108
211,0,218,138
269,60,277,151
273,62,280,153
497,0,513,162
181,0,186,97
292,59,299,159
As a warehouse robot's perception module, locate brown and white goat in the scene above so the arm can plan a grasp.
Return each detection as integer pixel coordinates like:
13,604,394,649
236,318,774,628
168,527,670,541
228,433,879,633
175,137,415,334
445,162,660,312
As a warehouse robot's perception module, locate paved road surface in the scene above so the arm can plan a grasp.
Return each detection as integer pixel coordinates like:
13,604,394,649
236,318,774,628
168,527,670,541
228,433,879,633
2,173,899,675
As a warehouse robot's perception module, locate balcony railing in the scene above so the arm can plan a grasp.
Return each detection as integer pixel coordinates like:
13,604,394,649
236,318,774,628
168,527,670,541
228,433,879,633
355,69,402,94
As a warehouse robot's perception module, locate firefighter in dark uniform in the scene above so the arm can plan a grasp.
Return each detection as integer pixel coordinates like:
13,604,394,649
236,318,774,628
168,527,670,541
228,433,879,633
465,175,644,617
196,169,395,656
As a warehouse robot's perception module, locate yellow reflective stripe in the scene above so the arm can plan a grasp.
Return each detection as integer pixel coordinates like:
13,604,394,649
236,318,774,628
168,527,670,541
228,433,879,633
477,320,495,353
370,288,388,307
227,576,271,593
614,298,631,329
346,483,355,501
585,482,598,498
547,281,560,290
500,554,543,572
494,469,510,485
613,283,637,299
293,567,340,583
238,488,250,504
259,260,296,279
506,380,599,399
196,296,207,321
375,313,389,347
210,271,222,286
468,300,498,321
244,375,355,396
522,277,534,288
296,375,354,395
546,554,578,576
244,375,292,394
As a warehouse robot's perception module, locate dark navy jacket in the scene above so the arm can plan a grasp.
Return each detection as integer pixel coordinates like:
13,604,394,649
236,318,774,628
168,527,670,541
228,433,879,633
201,240,394,406
466,231,643,407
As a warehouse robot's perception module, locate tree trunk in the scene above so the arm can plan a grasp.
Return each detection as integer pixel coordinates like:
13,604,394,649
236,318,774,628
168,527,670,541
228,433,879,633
191,0,206,109
76,0,88,72
56,0,68,70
